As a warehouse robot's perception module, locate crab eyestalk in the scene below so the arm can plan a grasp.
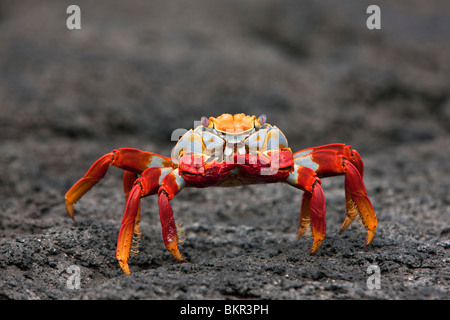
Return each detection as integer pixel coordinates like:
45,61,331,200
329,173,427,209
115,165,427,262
257,114,266,127
201,116,209,128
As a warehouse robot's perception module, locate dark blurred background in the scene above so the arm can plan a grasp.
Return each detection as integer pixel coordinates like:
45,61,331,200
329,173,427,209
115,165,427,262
1,0,448,148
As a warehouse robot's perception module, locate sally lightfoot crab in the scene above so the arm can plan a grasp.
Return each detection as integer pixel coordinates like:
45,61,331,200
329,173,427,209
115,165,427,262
65,113,377,274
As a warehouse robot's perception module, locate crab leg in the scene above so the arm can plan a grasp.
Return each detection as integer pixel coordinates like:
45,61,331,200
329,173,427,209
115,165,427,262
343,162,377,247
116,167,173,274
158,169,186,263
286,165,326,254
123,171,141,238
294,144,377,247
294,144,364,177
65,148,173,219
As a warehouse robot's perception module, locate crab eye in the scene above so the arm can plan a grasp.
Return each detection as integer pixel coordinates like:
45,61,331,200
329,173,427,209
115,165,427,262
201,116,209,127
259,114,266,125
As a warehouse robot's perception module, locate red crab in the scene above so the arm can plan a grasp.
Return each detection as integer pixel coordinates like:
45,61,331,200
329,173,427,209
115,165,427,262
65,113,377,274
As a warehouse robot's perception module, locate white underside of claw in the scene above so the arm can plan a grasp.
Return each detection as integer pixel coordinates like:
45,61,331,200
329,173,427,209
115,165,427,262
294,154,320,172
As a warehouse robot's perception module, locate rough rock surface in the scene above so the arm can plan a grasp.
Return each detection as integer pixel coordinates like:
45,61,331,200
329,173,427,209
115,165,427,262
0,0,449,299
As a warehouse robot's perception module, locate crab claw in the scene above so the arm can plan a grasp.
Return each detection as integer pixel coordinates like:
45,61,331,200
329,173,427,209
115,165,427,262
65,148,173,220
65,152,115,219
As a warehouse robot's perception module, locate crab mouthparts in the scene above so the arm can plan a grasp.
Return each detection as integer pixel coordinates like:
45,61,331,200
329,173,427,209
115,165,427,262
218,131,251,158
224,141,246,157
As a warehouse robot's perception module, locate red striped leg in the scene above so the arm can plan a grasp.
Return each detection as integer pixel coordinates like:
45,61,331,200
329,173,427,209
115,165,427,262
297,192,311,238
344,162,377,247
294,145,377,247
158,169,186,262
123,171,141,246
65,148,173,219
116,167,173,274
287,165,326,254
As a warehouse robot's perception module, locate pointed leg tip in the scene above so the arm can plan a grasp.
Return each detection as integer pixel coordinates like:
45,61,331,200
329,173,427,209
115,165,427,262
166,240,184,262
171,249,185,262
119,261,131,275
339,216,354,234
65,201,76,220
363,229,376,248
309,239,323,255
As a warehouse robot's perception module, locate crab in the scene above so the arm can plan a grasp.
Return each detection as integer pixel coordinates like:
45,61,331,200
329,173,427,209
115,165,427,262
65,113,377,274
